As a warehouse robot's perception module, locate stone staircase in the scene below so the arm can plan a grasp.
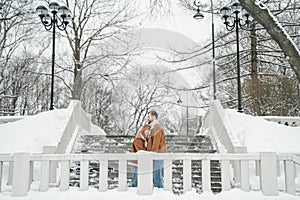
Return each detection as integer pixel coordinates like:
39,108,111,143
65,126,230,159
70,134,221,194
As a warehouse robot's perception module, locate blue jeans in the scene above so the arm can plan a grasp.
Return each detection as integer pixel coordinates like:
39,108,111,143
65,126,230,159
131,165,137,187
131,160,164,188
153,160,164,188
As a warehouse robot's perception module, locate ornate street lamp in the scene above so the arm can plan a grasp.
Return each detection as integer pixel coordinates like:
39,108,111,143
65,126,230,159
177,92,189,136
193,0,216,100
36,1,71,110
220,2,252,113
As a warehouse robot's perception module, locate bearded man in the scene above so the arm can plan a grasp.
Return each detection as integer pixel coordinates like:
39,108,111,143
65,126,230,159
146,111,167,188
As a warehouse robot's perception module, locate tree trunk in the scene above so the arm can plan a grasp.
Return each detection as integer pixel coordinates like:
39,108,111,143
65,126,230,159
250,24,258,83
72,64,83,100
239,0,300,81
250,23,261,115
72,37,82,100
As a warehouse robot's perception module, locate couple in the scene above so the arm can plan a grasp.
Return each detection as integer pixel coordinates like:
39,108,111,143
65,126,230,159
130,111,167,188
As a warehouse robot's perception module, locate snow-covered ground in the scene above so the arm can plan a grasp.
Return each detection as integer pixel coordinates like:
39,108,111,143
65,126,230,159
0,109,105,154
0,108,300,199
225,109,300,154
1,187,300,200
0,109,70,154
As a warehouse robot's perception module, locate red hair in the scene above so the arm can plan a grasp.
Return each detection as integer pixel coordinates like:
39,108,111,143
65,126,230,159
139,125,150,138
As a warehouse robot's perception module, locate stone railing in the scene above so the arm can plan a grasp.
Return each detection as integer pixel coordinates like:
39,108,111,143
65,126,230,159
202,100,247,155
0,152,299,197
56,100,92,154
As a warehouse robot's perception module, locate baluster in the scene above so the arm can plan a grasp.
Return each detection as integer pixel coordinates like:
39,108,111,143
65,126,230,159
241,160,250,191
202,159,211,192
221,160,231,191
233,147,247,183
40,160,50,191
8,161,13,185
163,159,172,191
59,160,70,191
118,159,127,191
284,160,295,194
0,161,2,192
80,160,89,191
255,160,260,176
183,159,192,192
99,159,108,192
43,146,57,184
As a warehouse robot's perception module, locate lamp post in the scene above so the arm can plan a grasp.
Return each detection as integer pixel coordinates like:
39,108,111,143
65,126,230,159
193,0,216,100
177,92,189,135
220,2,252,113
36,2,71,110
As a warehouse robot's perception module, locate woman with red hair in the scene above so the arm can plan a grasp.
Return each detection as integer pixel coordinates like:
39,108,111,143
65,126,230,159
130,124,150,187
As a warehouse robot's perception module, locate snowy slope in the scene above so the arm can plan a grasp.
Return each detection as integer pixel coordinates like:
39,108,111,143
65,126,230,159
0,109,70,154
225,109,300,153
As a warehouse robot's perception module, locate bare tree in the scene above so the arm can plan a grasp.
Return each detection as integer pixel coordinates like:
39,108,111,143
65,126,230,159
63,0,137,101
153,0,300,82
81,77,113,133
0,0,50,115
109,65,181,135
0,0,34,63
156,0,300,115
239,0,300,81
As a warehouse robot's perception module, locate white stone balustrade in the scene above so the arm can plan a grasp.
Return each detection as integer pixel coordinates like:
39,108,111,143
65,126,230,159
0,152,299,197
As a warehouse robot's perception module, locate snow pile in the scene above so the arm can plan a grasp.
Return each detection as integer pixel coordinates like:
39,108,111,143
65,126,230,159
224,109,300,153
91,124,106,135
0,109,70,154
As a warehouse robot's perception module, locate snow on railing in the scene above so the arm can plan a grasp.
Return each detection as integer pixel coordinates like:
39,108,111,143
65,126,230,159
0,152,299,197
56,100,92,154
202,100,248,183
202,100,246,154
